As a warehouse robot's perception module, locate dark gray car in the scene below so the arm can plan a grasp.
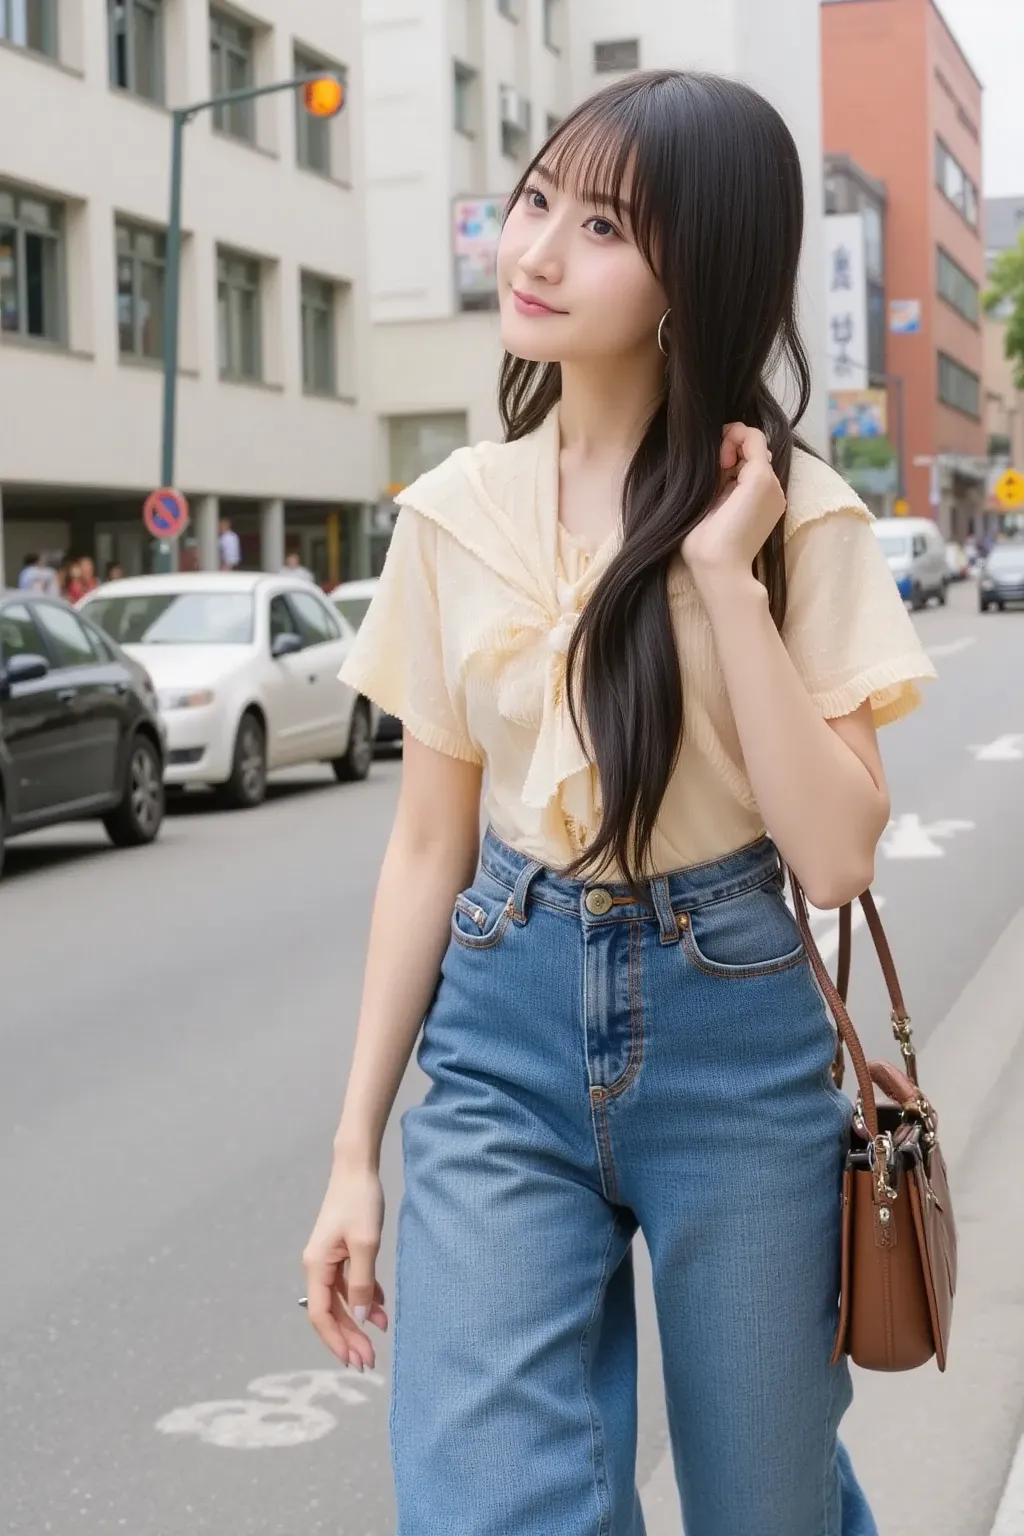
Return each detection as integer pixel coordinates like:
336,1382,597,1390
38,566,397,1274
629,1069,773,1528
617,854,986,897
979,544,1024,611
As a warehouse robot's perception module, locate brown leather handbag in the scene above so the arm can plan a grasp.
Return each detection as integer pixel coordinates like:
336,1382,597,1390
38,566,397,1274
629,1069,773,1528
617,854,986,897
790,879,957,1373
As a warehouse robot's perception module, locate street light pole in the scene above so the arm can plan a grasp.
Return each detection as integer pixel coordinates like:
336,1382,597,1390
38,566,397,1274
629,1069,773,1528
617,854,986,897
154,73,345,573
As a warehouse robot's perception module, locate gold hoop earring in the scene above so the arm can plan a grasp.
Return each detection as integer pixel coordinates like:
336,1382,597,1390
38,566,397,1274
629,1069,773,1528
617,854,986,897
657,309,671,357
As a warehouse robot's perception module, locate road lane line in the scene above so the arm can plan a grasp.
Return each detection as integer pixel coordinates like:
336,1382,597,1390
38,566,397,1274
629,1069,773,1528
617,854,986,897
992,1435,1024,1535
927,637,977,658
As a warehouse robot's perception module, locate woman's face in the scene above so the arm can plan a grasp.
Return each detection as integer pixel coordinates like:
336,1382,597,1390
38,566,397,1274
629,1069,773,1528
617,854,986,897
497,160,666,366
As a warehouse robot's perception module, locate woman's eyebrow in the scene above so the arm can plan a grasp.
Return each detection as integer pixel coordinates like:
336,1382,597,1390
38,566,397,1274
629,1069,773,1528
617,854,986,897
532,161,626,216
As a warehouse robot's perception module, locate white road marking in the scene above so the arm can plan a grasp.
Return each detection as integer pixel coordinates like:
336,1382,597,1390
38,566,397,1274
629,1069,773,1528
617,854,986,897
156,1368,385,1449
991,1433,1024,1534
880,814,975,859
926,637,977,658
970,734,1024,761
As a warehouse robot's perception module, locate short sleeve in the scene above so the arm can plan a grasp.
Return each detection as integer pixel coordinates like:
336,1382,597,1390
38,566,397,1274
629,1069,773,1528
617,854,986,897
338,509,482,764
783,510,937,726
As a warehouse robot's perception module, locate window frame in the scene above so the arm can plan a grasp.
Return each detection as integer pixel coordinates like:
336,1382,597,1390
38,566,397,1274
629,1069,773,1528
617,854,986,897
300,271,336,397
937,351,981,420
936,246,980,327
209,7,256,143
217,248,262,382
497,0,518,19
453,60,476,137
107,0,165,103
934,136,979,231
593,38,640,73
116,218,167,361
294,47,342,177
0,183,66,345
0,601,47,664
0,0,58,58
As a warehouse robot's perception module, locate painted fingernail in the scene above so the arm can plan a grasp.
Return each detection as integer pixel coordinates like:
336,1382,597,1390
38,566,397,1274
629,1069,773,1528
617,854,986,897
353,1305,368,1324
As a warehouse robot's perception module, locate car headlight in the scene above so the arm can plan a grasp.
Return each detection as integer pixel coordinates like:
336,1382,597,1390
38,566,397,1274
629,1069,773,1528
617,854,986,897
158,688,216,711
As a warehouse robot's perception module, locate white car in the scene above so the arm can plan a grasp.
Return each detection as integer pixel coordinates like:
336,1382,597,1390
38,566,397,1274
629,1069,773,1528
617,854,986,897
80,573,378,807
329,578,402,747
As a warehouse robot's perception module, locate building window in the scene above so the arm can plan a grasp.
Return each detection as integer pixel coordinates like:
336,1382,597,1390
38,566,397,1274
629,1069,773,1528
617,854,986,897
0,185,64,343
0,0,57,56
300,273,336,395
116,221,165,360
935,137,978,230
210,8,255,143
545,112,561,139
938,353,980,419
543,0,563,51
217,250,261,381
497,0,518,19
295,48,343,177
108,0,164,101
453,61,477,136
594,39,639,73
500,84,530,161
937,248,979,326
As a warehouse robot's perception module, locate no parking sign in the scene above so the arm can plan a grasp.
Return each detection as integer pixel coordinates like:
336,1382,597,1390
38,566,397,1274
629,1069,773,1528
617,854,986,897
143,487,190,540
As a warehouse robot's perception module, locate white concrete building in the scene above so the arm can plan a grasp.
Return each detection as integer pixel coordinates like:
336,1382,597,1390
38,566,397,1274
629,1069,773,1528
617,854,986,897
0,0,375,587
365,0,829,501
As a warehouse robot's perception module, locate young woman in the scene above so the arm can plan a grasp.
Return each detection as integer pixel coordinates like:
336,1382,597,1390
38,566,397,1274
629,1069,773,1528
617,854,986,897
303,71,934,1535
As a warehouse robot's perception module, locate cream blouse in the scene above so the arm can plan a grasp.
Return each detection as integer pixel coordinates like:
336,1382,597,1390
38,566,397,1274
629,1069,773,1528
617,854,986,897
340,406,936,875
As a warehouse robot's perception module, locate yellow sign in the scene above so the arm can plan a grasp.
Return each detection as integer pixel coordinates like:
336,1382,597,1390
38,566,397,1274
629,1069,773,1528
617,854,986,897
893,497,910,517
994,468,1024,510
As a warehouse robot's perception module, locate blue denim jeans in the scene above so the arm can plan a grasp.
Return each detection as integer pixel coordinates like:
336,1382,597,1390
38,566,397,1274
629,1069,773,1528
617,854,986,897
391,830,878,1536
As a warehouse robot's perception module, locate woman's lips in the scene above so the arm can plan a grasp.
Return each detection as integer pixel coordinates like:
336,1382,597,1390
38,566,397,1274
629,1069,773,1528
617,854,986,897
513,289,565,316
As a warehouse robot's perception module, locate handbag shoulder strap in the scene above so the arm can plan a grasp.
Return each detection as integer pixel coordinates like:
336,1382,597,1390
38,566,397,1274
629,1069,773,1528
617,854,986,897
789,873,920,1141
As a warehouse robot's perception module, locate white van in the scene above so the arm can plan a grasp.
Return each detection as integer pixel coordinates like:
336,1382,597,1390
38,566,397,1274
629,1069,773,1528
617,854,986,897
871,517,947,609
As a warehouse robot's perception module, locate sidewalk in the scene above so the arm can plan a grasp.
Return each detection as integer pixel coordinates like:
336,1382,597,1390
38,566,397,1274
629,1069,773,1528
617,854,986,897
640,904,1024,1536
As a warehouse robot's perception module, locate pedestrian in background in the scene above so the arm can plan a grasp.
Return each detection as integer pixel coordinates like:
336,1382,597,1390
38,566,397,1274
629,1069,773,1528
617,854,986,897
303,71,936,1536
78,555,99,595
63,560,87,603
218,516,241,571
281,549,315,582
17,553,57,595
104,561,125,582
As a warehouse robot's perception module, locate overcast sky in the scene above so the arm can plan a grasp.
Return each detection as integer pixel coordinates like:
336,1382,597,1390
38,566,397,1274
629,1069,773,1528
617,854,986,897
936,0,1023,197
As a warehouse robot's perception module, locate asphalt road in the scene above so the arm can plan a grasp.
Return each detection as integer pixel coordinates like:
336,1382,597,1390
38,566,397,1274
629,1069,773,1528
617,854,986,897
3,577,1024,1536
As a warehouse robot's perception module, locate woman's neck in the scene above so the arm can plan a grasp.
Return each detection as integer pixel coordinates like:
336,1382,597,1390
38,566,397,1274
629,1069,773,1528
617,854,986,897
557,357,663,464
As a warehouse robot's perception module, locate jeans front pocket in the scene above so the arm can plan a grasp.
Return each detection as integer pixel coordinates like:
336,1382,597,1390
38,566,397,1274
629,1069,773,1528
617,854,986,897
681,876,805,979
449,869,515,951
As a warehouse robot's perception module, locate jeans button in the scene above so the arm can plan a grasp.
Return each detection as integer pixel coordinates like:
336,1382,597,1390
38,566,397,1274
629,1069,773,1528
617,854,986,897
585,887,613,916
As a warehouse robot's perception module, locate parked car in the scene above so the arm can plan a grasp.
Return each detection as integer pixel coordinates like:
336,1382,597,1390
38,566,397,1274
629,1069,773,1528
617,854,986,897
0,591,165,875
81,573,378,807
328,578,402,747
871,517,947,609
944,541,970,582
978,543,1024,612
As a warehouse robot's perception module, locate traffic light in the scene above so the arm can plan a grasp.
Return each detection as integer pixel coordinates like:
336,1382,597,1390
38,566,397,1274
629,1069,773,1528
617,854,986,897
303,75,345,119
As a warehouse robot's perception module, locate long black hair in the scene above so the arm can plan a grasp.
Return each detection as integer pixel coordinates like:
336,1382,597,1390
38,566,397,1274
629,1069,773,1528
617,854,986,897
498,71,811,889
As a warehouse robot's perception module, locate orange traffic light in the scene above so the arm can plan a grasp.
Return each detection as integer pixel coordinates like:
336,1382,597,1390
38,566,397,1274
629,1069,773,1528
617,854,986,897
303,75,345,119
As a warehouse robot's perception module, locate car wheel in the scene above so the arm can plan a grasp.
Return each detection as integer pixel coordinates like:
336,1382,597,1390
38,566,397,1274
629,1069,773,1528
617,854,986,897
103,735,165,848
217,712,267,809
333,700,374,783
937,582,948,606
909,582,925,611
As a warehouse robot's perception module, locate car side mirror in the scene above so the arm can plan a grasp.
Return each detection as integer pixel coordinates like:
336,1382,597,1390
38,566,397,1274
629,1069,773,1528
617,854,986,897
271,631,303,659
5,652,51,685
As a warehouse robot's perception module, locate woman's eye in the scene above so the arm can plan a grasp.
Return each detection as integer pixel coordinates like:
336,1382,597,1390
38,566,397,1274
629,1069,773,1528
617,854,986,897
524,186,548,211
586,216,618,239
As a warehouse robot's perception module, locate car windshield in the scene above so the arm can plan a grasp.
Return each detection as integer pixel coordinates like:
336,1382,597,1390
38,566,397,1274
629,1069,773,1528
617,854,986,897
333,595,373,630
874,533,909,558
986,545,1024,570
85,592,254,645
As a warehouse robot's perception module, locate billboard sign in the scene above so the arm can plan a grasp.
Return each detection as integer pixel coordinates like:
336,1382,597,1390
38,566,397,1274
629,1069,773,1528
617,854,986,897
889,299,921,334
824,214,868,391
453,197,506,302
829,389,888,439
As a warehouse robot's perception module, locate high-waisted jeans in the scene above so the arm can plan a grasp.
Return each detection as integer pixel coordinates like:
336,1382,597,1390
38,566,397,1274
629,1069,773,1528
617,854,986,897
390,829,877,1536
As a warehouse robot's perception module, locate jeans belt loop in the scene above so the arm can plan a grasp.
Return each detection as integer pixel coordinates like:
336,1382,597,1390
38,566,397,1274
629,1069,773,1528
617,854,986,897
649,875,681,944
510,860,544,925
